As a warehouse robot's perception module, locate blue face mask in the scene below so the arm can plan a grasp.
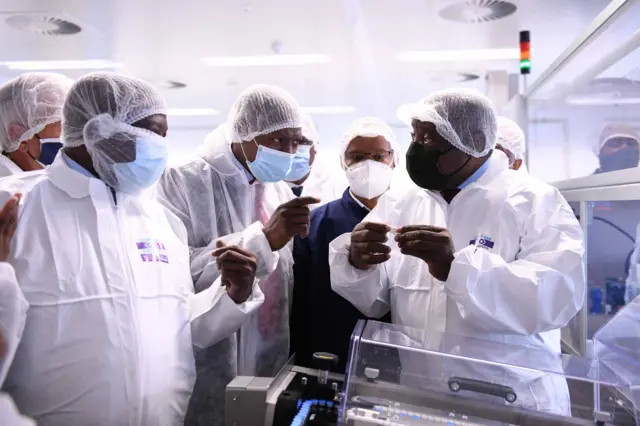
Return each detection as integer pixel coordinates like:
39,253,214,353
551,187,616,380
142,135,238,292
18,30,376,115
243,141,295,183
285,145,312,182
112,137,168,194
38,138,63,166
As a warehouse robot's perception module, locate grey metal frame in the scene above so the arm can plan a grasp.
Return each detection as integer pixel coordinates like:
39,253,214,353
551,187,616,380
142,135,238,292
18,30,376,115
551,170,640,356
524,0,635,98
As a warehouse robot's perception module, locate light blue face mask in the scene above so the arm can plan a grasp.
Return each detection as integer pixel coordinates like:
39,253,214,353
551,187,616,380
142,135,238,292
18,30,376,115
285,145,312,182
112,137,168,194
243,141,295,183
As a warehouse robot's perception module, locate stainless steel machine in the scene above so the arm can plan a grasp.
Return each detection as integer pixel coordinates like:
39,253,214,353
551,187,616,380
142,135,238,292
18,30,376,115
226,308,640,426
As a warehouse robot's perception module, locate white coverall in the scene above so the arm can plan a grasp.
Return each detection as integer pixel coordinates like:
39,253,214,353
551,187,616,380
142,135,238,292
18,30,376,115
0,156,23,179
155,124,295,426
329,152,585,414
0,156,264,426
0,262,33,426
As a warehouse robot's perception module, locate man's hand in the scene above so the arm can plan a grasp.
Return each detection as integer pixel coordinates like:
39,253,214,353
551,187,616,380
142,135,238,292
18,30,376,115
349,222,392,270
395,225,454,281
0,194,21,263
263,196,320,251
212,240,257,304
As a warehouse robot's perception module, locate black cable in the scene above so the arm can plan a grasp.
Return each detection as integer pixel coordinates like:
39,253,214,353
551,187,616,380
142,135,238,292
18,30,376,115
575,214,636,276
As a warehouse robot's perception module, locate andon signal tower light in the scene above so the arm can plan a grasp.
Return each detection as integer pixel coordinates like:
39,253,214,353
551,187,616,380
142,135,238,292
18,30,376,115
520,31,531,75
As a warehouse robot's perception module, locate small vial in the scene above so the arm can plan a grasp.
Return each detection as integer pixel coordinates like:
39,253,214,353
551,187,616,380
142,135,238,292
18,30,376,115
317,370,328,385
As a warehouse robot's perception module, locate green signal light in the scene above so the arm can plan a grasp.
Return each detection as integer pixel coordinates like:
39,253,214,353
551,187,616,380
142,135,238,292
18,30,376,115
520,59,531,73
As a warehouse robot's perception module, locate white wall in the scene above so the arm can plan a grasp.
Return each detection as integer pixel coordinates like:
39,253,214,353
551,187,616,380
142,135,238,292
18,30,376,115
166,128,210,167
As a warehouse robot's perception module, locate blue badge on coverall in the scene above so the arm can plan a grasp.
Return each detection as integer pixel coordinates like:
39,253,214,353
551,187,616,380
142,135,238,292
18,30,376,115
469,234,494,250
136,239,169,264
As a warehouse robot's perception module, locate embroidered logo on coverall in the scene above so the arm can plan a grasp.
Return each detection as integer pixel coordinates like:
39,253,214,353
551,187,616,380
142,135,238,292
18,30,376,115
469,234,494,250
136,239,169,264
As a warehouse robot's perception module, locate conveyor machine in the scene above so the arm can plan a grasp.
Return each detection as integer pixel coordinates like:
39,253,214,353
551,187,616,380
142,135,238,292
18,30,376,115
226,315,640,426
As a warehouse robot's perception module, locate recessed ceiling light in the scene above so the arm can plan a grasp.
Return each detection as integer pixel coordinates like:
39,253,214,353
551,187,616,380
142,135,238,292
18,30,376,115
201,54,331,67
164,80,187,89
167,108,219,116
302,106,356,114
396,48,520,63
439,0,517,24
0,59,121,70
5,14,82,36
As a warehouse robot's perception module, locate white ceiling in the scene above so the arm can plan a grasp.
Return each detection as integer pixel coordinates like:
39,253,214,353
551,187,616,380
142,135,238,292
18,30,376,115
0,0,612,144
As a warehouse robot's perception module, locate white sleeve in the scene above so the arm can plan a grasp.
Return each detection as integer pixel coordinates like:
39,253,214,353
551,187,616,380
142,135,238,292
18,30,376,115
191,222,279,292
445,192,585,335
0,393,35,426
189,276,265,349
0,262,28,386
329,233,390,318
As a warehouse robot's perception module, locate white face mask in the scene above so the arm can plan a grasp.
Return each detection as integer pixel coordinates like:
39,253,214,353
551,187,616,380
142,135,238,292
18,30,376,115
346,159,393,199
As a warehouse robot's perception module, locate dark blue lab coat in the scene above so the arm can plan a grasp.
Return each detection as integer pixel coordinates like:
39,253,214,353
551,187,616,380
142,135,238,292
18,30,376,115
290,188,391,373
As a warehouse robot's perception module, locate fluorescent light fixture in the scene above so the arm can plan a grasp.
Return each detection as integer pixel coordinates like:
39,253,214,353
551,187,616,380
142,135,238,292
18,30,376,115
396,48,520,63
565,96,640,106
0,59,122,70
302,106,356,114
201,54,330,67
167,108,219,116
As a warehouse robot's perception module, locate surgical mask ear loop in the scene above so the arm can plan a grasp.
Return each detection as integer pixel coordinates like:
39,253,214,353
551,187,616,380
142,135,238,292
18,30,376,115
239,139,261,164
24,140,43,168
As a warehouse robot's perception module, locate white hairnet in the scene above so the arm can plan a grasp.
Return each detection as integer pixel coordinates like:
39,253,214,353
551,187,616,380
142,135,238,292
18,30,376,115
62,72,167,190
341,117,399,167
301,111,320,145
0,72,73,152
595,122,640,155
62,72,167,148
496,116,526,160
228,84,302,142
406,88,497,157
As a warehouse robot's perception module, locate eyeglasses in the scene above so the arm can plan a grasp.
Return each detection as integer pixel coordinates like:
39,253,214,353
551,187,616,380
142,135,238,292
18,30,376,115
345,150,393,163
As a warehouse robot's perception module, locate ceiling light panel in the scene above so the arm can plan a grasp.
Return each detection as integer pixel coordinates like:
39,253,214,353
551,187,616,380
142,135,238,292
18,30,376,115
565,97,640,106
0,59,121,70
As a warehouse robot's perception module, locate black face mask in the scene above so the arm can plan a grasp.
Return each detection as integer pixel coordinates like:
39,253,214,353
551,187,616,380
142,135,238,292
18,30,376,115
405,142,470,190
598,148,640,173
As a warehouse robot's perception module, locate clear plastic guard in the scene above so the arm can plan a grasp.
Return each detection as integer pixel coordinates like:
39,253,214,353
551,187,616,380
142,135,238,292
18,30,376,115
342,320,639,425
594,295,640,414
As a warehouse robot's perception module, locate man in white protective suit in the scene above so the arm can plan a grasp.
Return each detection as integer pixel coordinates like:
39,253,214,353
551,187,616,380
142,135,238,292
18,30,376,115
495,116,527,173
0,72,73,177
155,84,319,426
329,88,585,415
284,111,346,206
0,194,34,426
0,72,265,426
